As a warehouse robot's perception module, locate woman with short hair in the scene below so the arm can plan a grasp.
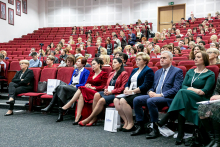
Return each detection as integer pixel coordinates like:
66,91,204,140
114,52,154,131
41,57,90,118
5,60,34,116
206,48,220,65
189,45,206,60
46,55,56,67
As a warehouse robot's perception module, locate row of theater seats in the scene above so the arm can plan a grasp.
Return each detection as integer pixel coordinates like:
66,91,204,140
12,65,219,116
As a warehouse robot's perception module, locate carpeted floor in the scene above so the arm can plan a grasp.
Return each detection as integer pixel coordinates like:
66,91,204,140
0,109,184,147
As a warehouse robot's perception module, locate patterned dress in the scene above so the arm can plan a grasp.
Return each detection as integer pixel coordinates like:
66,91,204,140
198,73,220,122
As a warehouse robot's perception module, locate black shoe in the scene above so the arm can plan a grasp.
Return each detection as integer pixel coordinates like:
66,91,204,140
56,107,64,122
6,100,15,104
4,112,13,116
175,133,184,145
123,125,136,132
73,116,82,125
131,125,145,136
41,104,53,112
146,129,160,139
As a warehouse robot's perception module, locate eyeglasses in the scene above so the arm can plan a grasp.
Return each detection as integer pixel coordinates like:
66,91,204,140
207,52,216,54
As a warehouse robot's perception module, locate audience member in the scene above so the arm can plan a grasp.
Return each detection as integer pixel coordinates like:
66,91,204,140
113,35,121,49
175,35,181,42
152,37,158,44
68,36,75,45
130,47,137,57
128,29,136,46
189,41,196,50
120,31,127,49
131,51,183,138
189,45,205,60
106,39,112,55
29,52,42,68
173,47,181,54
50,42,55,48
211,35,218,43
46,55,56,67
74,48,83,59
178,40,186,50
137,44,144,52
42,57,90,118
158,51,215,145
95,40,103,57
184,37,190,46
76,37,85,45
114,52,154,131
59,55,76,67
5,60,34,116
60,58,108,123
206,48,219,65
148,43,154,52
100,55,111,67
210,42,219,49
29,48,36,56
50,51,59,63
0,53,6,71
119,53,128,66
199,41,206,47
1,50,9,59
153,45,160,54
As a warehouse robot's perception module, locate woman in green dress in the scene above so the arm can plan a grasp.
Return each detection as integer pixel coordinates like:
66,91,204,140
157,51,216,145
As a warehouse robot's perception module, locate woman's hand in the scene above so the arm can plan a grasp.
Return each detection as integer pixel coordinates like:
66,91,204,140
210,95,220,101
187,87,205,95
85,84,91,88
124,90,133,95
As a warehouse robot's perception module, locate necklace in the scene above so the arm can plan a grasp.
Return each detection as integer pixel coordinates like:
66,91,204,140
191,68,206,87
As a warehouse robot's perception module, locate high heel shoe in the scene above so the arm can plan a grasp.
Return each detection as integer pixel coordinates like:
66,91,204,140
4,112,13,116
56,107,66,122
175,133,184,145
6,100,15,104
78,121,86,126
86,119,98,127
41,103,54,112
123,125,136,132
73,116,82,125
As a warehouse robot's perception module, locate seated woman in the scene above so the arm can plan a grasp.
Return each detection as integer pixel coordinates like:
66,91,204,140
124,45,131,56
158,52,215,145
79,58,129,126
130,47,137,58
100,55,111,67
59,49,68,61
198,75,220,147
57,58,108,123
114,52,154,131
153,45,160,54
173,47,181,55
5,60,34,116
189,45,205,60
58,55,76,67
119,53,128,66
46,55,56,67
207,48,220,65
100,47,107,57
41,57,90,116
106,39,112,55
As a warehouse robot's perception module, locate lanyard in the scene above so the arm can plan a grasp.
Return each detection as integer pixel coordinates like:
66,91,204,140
191,68,206,87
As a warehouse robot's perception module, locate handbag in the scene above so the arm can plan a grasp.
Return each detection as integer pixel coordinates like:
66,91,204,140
104,108,121,132
37,81,47,93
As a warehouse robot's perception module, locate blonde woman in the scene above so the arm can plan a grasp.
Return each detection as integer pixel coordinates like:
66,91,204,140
113,49,122,56
69,36,75,45
117,46,122,51
97,37,102,42
155,32,160,40
38,50,45,57
207,13,213,20
93,25,98,30
210,35,218,43
100,47,107,56
189,41,196,50
186,29,192,36
136,28,142,39
76,37,85,45
154,45,161,54
100,55,111,66
1,50,8,59
107,25,112,29
206,48,220,65
160,33,166,41
124,45,131,55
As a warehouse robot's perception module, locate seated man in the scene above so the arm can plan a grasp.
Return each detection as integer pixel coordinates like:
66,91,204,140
196,36,203,45
131,51,183,139
29,52,42,68
113,35,121,49
29,48,36,56
199,41,206,47
175,35,181,42
128,29,136,46
178,40,186,50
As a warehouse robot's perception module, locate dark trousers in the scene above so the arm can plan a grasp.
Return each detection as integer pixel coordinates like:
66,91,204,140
8,82,32,110
133,95,173,122
9,82,32,99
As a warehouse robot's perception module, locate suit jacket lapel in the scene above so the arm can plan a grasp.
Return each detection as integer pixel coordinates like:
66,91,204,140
21,69,28,79
163,66,174,85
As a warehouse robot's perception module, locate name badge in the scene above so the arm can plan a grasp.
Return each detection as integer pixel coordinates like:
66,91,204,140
108,86,115,92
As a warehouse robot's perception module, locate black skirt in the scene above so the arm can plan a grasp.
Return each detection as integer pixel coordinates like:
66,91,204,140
116,94,141,108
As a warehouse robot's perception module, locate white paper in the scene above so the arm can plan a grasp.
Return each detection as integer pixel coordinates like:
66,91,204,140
196,99,220,105
150,123,175,137
47,79,60,95
108,86,115,92
173,133,193,139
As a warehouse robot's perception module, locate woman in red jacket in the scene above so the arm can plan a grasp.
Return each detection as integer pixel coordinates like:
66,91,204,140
57,58,108,122
78,58,129,126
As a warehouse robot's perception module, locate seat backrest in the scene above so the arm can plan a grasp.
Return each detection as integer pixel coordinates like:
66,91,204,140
87,47,97,57
40,68,57,82
9,61,21,70
178,61,195,66
102,67,113,76
150,67,158,73
57,67,74,84
85,67,93,73
176,66,187,78
124,67,133,77
29,68,41,92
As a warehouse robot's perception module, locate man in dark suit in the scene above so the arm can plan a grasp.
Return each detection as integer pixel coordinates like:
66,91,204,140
131,51,184,139
128,29,136,46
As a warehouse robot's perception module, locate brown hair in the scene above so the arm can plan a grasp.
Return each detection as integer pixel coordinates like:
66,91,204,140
189,45,206,60
65,55,75,65
76,57,87,66
131,46,137,54
142,37,147,41
195,51,210,66
76,48,81,53
173,47,181,54
47,55,55,61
